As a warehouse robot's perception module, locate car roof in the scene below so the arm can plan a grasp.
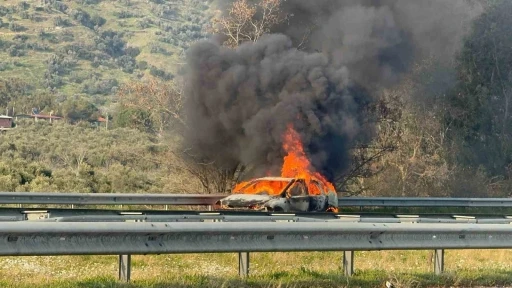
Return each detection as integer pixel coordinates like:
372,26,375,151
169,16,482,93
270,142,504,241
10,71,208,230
252,177,295,181
251,176,326,182
245,176,331,185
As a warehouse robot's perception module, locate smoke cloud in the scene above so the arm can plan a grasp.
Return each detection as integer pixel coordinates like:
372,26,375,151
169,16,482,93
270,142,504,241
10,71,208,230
183,0,483,182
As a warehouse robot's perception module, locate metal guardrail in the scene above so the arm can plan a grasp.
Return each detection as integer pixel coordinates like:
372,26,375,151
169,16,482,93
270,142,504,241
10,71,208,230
2,221,512,255
2,221,512,281
1,192,512,208
38,215,512,224
0,192,224,205
2,192,512,282
3,207,512,223
338,197,512,207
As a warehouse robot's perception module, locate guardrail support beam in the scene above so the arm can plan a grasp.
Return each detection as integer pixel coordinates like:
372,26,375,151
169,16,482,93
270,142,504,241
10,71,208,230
434,249,444,275
119,254,131,282
238,252,249,277
343,251,354,276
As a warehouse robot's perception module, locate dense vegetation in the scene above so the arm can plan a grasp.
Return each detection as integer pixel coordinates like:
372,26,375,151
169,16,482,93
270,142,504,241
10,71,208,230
2,0,512,198
0,120,201,192
0,0,209,193
0,0,210,113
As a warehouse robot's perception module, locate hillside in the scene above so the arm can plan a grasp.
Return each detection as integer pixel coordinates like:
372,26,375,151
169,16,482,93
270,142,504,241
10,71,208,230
0,0,211,109
0,119,203,193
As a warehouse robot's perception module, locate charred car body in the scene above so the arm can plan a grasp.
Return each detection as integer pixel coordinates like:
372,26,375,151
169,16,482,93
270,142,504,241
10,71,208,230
216,177,339,212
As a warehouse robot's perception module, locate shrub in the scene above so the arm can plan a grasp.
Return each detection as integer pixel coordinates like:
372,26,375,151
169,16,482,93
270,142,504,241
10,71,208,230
8,22,26,32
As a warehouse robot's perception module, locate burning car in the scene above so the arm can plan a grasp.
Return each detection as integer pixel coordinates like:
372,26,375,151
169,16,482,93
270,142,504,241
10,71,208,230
216,124,341,213
216,176,339,212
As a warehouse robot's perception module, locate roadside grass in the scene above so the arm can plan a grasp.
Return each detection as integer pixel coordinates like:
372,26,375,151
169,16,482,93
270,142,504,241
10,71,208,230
0,250,512,287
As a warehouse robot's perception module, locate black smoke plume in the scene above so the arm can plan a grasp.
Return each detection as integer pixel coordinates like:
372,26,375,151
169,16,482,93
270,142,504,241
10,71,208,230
183,0,482,183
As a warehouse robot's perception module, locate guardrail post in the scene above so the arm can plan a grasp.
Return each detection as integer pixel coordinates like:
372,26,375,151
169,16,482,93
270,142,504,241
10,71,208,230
343,251,354,276
119,254,131,282
238,252,249,277
434,249,444,275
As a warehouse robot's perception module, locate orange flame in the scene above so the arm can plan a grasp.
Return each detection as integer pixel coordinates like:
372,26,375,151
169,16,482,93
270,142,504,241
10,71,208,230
281,124,336,195
233,179,289,195
233,124,336,196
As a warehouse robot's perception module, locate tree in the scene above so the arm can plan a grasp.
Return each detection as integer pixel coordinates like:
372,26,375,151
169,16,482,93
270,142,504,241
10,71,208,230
180,0,292,193
162,146,245,194
446,0,512,176
205,0,408,195
0,78,31,108
158,0,289,193
209,0,286,48
337,58,459,197
61,97,100,123
373,79,450,197
114,77,246,193
115,78,185,135
336,95,401,195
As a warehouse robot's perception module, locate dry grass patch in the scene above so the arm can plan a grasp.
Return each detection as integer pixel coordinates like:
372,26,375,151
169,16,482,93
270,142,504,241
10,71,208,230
0,250,512,287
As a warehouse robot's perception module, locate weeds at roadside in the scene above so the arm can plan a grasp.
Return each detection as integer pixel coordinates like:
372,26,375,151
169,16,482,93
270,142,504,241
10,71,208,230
1,250,512,287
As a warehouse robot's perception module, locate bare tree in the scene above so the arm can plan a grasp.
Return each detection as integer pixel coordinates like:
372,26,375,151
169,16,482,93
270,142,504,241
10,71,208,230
174,149,246,194
116,76,247,193
354,60,454,197
116,78,186,136
170,0,289,193
335,95,402,195
209,0,287,48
